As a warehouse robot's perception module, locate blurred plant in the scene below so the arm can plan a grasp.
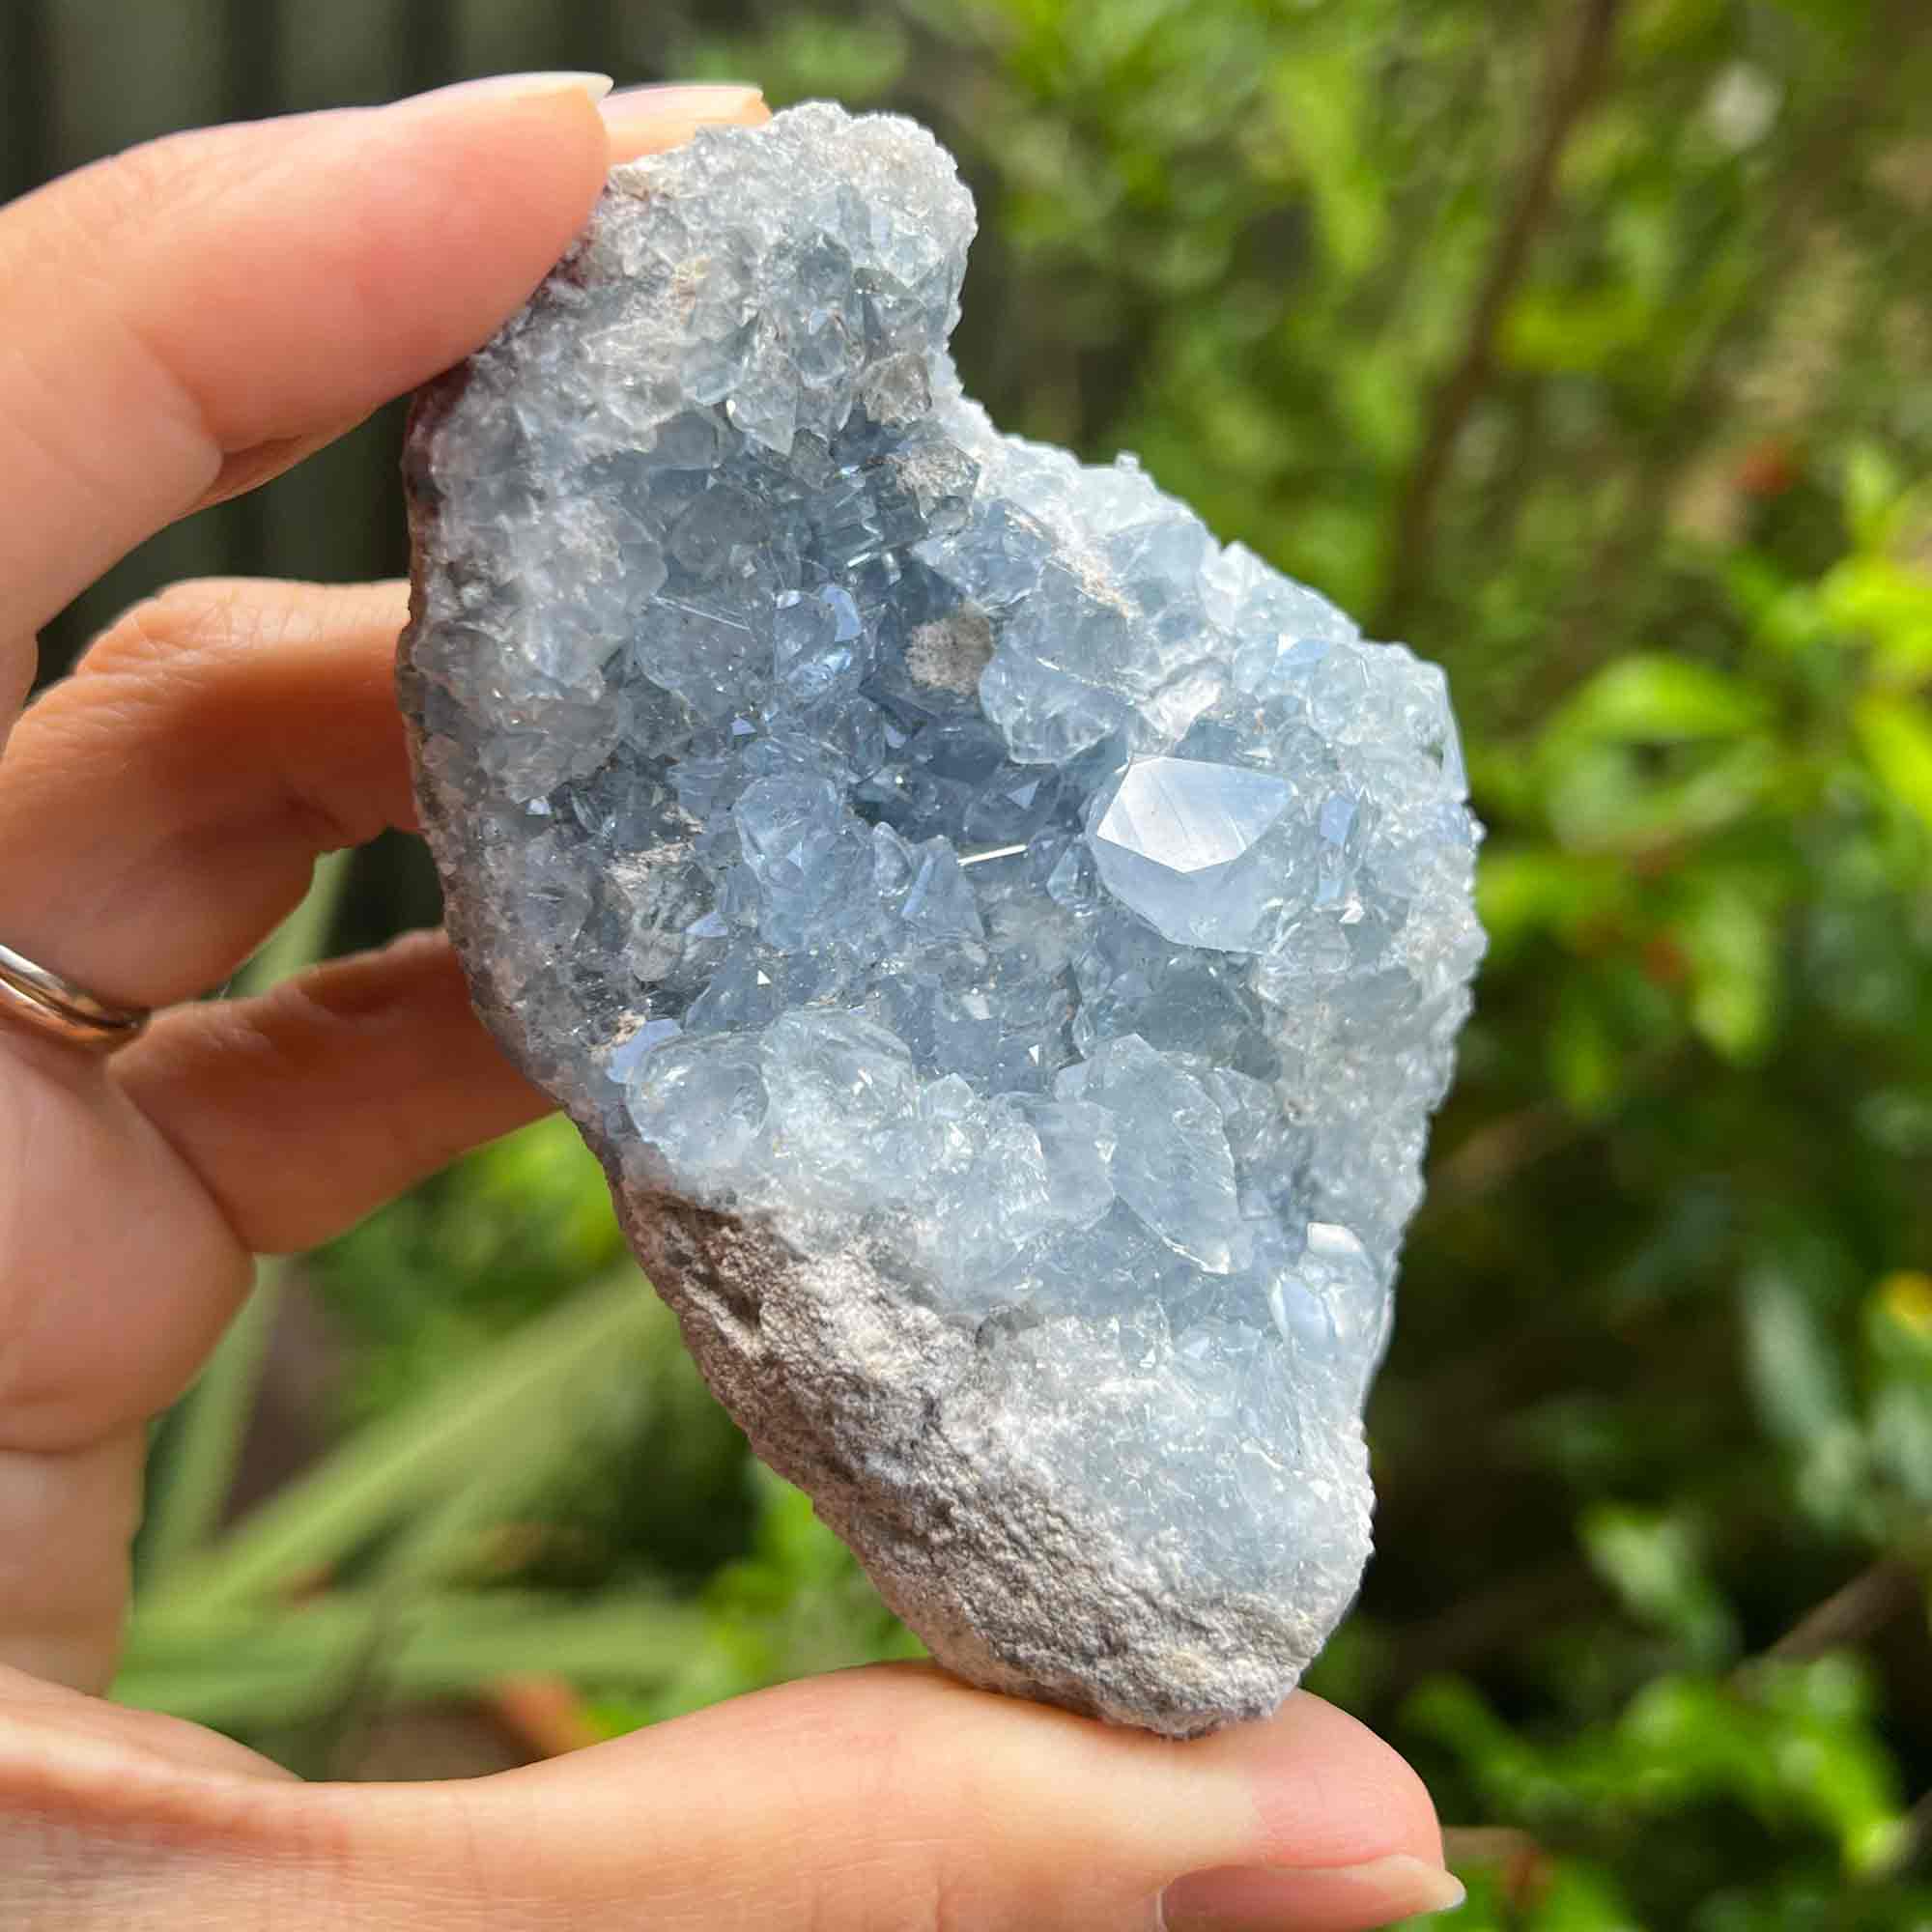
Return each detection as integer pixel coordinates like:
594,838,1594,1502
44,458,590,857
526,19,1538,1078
1413,1653,1916,1921
1366,455,1932,1922
1476,450,1932,1122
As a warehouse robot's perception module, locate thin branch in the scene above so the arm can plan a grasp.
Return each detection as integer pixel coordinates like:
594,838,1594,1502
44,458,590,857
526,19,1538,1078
1442,1827,1543,1865
1375,0,1627,638
1441,1827,1552,1906
1759,1553,1923,1664
1382,1555,1603,1694
1425,1044,1685,1206
1427,1096,1577,1202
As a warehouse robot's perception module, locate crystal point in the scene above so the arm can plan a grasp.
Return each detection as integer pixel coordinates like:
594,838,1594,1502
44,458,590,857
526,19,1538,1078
400,103,1484,1738
1089,755,1293,952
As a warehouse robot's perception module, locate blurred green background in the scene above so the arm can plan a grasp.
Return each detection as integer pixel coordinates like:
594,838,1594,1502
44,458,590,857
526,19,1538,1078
10,0,1932,1922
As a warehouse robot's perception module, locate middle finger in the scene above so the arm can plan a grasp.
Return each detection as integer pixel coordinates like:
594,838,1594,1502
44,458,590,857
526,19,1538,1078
0,578,415,1013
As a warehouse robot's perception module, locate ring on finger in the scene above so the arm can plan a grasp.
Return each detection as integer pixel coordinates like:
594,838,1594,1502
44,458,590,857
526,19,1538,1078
0,940,152,1054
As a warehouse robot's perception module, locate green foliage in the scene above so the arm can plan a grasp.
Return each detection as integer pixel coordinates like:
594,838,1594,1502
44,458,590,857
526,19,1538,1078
1409,1655,1915,1921
109,0,1932,1916
1375,463,1932,1915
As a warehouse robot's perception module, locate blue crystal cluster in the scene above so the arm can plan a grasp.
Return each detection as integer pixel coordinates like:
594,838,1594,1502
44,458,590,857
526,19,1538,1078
404,104,1484,1675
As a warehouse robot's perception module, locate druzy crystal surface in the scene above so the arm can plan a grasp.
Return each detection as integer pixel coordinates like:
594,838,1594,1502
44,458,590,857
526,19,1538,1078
400,103,1485,1735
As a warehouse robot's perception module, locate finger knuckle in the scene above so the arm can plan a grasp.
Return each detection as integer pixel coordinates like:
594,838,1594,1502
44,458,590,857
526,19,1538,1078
45,128,246,265
77,580,255,683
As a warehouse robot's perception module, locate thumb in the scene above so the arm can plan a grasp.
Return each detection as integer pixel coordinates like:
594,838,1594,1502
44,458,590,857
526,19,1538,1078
3,1662,1460,1928
327,1665,1463,1930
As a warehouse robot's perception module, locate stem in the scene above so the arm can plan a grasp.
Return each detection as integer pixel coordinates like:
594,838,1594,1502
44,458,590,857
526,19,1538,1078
138,851,355,1577
1374,0,1626,638
1757,1549,1927,1665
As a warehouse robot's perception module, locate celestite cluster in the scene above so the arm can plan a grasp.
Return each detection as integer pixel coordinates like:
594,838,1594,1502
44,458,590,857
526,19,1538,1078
400,104,1485,1734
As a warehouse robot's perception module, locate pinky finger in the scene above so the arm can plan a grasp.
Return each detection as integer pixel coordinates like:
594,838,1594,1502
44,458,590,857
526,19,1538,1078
116,929,551,1255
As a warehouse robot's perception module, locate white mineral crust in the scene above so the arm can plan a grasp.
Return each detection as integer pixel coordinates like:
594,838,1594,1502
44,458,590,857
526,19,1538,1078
399,102,1486,1735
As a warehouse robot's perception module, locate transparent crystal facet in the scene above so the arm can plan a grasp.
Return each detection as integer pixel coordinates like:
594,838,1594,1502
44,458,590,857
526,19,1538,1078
1088,755,1293,952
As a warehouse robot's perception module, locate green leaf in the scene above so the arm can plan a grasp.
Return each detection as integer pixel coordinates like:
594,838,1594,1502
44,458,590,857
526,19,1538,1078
1476,847,1625,958
116,1588,711,1730
1545,738,1780,854
1676,878,1781,1061
1739,1260,1877,1532
1549,976,1626,1117
1855,693,1932,832
1823,557,1932,685
140,1266,671,1618
1523,1861,1644,1932
1547,963,1679,1116
1548,654,1773,746
138,1262,290,1583
1266,47,1386,276
1761,0,1884,39
1503,285,1653,376
1863,1273,1932,1503
1741,1266,1855,1447
1580,1504,1740,1666
1750,1659,1909,1875
1843,442,1906,551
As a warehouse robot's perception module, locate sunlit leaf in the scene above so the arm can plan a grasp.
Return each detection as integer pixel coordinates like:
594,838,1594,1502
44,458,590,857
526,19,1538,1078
1503,286,1653,375
1548,654,1773,745
1580,1504,1740,1666
1676,877,1781,1060
1823,557,1932,685
1843,441,1907,551
1740,1264,1856,1446
1855,693,1932,832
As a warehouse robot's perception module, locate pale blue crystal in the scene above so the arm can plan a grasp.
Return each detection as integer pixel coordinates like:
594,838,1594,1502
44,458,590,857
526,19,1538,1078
1088,755,1294,952
401,102,1486,1733
900,838,985,942
1056,1033,1241,1271
1015,1095,1117,1229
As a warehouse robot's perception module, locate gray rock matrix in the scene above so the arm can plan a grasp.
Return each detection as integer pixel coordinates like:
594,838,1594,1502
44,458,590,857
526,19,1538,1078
399,104,1484,1736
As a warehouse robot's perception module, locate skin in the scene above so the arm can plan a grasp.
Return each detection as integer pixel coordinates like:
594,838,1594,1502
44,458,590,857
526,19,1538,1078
0,77,1462,1930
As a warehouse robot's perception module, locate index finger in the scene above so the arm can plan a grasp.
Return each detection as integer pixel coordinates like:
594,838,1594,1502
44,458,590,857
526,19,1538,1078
0,75,765,715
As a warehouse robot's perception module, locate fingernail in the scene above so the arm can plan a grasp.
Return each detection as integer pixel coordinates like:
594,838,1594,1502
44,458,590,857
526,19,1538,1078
600,82,767,144
1161,1855,1466,1931
409,71,615,109
601,82,765,124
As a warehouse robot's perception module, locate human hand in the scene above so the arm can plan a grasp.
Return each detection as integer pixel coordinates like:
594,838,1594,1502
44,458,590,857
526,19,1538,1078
0,75,1461,1929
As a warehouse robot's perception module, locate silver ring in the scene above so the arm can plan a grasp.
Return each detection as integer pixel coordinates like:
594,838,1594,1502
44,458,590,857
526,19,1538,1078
0,941,151,1054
